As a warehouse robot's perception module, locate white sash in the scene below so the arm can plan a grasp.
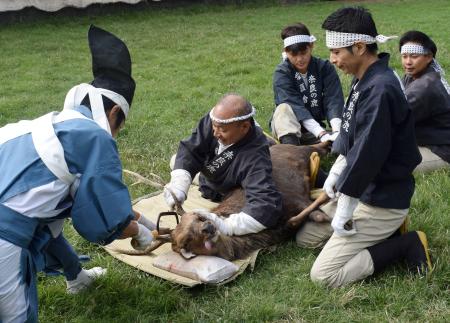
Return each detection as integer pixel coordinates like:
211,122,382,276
0,110,91,185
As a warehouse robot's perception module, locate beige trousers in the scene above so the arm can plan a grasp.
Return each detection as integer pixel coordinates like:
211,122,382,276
271,103,319,144
271,103,302,140
414,146,449,173
310,202,408,288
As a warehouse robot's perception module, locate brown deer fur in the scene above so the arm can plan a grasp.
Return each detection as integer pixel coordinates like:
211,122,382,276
169,143,330,261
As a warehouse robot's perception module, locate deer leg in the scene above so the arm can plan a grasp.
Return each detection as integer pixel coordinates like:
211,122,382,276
308,210,331,222
287,191,330,228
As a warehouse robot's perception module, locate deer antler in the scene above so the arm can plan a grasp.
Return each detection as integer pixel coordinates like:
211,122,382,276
113,233,173,256
166,187,186,216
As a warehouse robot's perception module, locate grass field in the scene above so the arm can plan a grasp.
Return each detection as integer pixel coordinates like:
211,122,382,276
0,0,449,322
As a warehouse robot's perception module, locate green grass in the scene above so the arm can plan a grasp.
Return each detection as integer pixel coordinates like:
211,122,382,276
1,0,449,321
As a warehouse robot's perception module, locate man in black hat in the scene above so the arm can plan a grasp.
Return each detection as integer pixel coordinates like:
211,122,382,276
0,25,154,322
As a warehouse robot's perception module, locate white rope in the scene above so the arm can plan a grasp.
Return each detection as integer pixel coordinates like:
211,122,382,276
325,30,397,49
209,106,256,124
283,35,317,48
63,83,130,134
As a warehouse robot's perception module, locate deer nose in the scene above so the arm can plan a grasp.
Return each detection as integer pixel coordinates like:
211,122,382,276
202,222,216,234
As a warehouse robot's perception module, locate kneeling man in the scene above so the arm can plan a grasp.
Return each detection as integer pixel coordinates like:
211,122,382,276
164,94,283,236
310,7,431,288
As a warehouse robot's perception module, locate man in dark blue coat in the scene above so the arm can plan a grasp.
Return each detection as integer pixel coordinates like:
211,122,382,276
399,30,450,172
165,94,283,236
271,23,344,146
310,7,431,288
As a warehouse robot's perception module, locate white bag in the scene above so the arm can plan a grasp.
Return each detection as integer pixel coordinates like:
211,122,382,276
153,251,238,283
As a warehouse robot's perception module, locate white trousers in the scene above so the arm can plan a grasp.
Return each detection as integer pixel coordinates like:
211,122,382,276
0,239,28,323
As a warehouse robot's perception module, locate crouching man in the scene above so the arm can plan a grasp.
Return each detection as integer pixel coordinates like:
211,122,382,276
309,7,431,288
0,26,154,323
164,94,283,236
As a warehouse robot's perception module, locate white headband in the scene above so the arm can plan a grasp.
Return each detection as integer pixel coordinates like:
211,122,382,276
325,30,397,49
63,83,130,134
283,35,317,48
209,106,256,124
400,43,430,55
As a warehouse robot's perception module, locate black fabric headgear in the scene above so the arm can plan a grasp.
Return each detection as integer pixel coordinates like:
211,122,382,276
88,25,136,107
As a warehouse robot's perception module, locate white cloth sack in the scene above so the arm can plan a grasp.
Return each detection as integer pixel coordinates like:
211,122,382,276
153,251,238,284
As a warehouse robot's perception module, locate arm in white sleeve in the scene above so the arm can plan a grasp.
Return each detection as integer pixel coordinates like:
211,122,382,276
330,154,347,175
302,118,326,138
330,118,342,133
323,155,347,198
199,211,266,236
164,169,192,208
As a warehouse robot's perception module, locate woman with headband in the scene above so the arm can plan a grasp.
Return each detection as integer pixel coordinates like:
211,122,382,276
309,7,430,288
399,31,450,172
271,22,344,147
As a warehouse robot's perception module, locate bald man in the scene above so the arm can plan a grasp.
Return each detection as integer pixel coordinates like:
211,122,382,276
164,94,283,236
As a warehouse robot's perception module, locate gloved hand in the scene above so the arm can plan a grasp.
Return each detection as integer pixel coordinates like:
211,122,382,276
164,169,192,209
319,131,339,142
194,209,265,236
323,172,340,198
136,213,156,231
322,154,347,198
319,132,333,143
329,131,339,141
131,223,154,250
331,193,358,237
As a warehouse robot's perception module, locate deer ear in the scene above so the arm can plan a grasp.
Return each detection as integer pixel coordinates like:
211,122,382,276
180,248,196,259
193,208,212,221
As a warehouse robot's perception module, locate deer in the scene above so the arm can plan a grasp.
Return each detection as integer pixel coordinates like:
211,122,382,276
121,143,331,261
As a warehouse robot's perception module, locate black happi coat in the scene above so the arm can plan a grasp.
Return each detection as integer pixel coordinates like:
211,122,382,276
273,56,344,126
403,66,450,162
174,115,283,228
333,53,422,209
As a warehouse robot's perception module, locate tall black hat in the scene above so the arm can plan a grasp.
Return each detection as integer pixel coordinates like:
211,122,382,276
88,25,136,107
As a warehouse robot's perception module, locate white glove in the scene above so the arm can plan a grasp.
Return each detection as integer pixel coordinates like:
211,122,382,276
331,194,358,237
164,169,192,209
323,154,347,198
194,209,265,236
137,213,156,231
319,131,339,142
131,223,154,250
329,131,339,141
323,172,340,198
319,133,332,142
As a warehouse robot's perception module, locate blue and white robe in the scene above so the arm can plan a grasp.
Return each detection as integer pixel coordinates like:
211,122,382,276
0,105,133,322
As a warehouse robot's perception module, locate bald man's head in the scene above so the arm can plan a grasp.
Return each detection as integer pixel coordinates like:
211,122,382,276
210,94,254,145
213,94,253,121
